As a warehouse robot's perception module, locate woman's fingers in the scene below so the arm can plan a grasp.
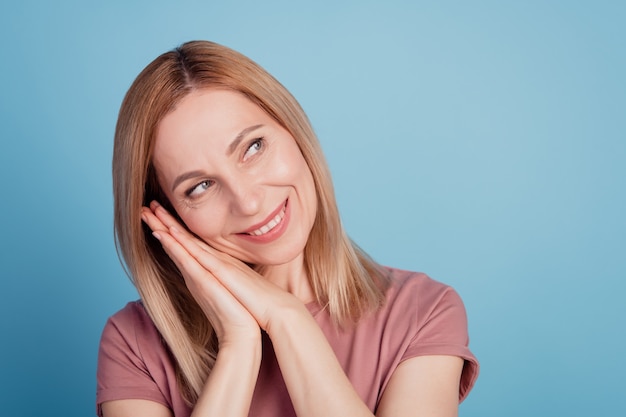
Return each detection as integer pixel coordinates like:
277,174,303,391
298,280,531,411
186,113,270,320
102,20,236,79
150,226,260,342
152,230,212,282
142,200,300,333
141,206,167,233
149,201,180,228
168,225,226,273
148,201,215,253
167,225,298,332
142,206,221,300
141,202,228,287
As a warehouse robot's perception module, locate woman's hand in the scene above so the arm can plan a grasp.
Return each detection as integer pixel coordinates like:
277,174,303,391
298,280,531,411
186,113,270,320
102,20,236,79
142,201,305,341
141,201,262,347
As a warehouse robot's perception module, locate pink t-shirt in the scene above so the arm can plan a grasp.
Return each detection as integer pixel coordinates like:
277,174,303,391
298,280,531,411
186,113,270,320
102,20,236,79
96,267,479,416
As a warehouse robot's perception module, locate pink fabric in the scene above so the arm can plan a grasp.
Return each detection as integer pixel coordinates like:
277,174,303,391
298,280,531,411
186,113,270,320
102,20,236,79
96,267,479,416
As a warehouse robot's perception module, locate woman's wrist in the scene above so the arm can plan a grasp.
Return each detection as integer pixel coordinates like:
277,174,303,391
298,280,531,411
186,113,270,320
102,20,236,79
217,329,263,356
263,295,311,338
191,332,262,417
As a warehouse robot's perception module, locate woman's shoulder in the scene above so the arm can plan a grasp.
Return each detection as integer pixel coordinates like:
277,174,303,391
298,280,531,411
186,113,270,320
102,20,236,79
105,300,153,330
376,266,470,337
100,300,164,354
381,266,460,305
98,300,176,392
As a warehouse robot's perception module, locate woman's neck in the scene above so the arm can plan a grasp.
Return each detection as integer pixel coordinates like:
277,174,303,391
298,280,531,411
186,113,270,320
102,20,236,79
258,253,315,304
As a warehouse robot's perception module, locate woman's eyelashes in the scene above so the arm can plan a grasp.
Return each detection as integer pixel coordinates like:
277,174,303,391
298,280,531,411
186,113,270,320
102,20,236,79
243,137,264,161
186,179,214,198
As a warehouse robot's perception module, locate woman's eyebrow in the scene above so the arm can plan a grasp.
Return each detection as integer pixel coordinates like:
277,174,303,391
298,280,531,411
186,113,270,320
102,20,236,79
171,170,205,192
226,124,264,156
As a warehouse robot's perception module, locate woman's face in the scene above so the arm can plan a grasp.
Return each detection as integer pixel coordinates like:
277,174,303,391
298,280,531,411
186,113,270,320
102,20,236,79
152,89,317,267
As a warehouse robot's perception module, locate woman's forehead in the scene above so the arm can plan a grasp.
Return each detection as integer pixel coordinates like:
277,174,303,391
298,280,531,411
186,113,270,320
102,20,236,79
155,90,271,151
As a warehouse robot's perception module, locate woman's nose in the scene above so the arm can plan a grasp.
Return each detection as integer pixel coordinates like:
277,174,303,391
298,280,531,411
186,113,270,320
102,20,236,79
227,178,263,216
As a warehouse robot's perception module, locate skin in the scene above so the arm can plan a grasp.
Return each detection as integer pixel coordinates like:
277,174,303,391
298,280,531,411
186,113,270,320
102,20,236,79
102,89,464,417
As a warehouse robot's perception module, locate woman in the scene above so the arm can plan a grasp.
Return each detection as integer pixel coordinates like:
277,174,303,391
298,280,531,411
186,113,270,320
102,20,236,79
97,40,478,417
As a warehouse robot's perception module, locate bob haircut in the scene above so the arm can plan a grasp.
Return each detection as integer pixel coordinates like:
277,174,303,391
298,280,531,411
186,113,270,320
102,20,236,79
112,40,386,404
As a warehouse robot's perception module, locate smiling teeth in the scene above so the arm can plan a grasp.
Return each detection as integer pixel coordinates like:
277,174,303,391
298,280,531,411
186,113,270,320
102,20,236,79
248,206,286,236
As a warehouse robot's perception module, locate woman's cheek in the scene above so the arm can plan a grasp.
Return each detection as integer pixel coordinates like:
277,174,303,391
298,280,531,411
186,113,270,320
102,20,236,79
184,210,225,243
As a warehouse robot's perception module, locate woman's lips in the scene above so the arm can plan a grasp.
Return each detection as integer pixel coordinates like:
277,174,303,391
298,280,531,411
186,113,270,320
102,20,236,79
238,200,290,243
240,200,288,235
247,205,286,236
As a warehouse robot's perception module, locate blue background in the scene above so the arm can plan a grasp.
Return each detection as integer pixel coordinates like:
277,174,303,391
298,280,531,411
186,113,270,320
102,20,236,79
1,1,624,416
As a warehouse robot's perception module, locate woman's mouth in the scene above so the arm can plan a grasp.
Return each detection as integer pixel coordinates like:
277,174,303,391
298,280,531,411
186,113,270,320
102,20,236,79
247,203,287,236
237,199,291,244
240,199,288,236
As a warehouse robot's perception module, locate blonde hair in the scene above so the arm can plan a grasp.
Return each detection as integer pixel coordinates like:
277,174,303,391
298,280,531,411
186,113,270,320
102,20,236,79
113,40,386,404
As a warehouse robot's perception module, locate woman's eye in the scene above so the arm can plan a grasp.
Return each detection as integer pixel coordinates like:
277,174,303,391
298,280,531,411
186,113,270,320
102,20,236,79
243,138,263,161
187,180,212,197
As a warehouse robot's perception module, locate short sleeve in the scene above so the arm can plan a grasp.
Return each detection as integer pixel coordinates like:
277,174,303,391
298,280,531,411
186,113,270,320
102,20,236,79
402,286,479,402
96,302,171,416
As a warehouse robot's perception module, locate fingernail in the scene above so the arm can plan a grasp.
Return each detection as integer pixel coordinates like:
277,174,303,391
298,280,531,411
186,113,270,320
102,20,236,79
152,232,162,241
170,226,180,234
141,213,148,223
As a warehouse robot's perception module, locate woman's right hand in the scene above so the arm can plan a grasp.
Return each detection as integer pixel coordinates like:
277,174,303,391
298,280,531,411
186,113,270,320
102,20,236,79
141,202,261,348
